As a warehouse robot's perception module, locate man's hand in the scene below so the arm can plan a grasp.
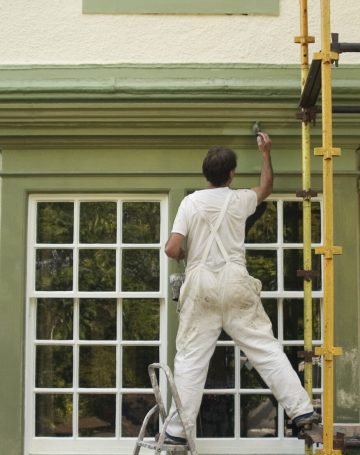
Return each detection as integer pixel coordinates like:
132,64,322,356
257,132,272,154
252,131,273,204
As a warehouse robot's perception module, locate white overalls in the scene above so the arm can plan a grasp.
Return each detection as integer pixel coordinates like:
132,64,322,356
167,191,313,439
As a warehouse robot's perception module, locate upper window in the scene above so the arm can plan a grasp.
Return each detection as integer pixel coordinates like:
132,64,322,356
82,0,279,15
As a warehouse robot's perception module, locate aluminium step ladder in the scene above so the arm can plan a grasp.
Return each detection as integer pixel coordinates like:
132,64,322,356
133,363,198,455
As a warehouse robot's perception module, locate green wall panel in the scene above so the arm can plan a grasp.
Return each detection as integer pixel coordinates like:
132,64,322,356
334,176,360,423
83,0,279,15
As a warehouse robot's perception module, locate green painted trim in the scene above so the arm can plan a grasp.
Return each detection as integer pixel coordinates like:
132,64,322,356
83,0,279,15
0,64,359,102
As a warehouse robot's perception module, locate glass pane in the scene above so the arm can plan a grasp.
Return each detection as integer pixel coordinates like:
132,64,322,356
36,346,73,388
205,346,234,389
241,359,268,389
79,394,116,437
283,299,321,340
241,395,278,437
245,201,277,244
311,202,322,243
246,250,277,291
80,202,117,244
123,202,160,244
263,299,278,338
122,394,158,437
122,249,160,292
36,298,73,340
36,394,72,437
78,249,116,292
197,394,234,437
123,346,159,388
283,249,322,291
123,299,160,340
284,346,322,389
36,249,73,291
37,202,74,244
283,201,321,244
79,299,117,340
79,346,116,388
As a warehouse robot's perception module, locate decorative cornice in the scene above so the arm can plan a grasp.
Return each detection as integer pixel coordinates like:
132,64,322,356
0,64,359,146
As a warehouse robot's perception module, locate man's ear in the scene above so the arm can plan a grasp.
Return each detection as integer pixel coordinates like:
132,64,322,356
229,169,235,182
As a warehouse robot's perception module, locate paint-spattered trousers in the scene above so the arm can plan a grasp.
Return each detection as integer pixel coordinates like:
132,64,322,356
166,262,313,439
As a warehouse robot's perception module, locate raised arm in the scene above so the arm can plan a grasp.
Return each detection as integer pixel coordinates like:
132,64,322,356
251,132,273,204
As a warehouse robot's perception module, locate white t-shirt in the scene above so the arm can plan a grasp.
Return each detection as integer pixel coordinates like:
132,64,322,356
172,187,257,270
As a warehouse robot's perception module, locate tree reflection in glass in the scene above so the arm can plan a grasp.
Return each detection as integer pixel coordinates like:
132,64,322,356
36,298,73,340
78,249,116,291
122,202,160,244
122,299,159,340
79,299,117,340
36,346,73,388
37,202,74,244
246,250,277,291
245,201,277,244
80,202,117,244
79,346,116,388
122,249,159,292
36,249,73,291
36,394,73,437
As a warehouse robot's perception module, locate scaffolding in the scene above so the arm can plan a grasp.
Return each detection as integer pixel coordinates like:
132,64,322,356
295,1,360,454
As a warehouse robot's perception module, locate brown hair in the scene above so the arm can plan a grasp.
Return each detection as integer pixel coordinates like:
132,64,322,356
202,146,237,186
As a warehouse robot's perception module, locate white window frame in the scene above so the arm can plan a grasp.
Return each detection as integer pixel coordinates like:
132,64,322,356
25,194,168,455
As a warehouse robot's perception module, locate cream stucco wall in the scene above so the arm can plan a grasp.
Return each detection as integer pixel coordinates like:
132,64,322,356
1,0,360,64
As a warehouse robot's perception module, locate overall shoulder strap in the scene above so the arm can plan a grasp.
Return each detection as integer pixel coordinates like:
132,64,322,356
200,191,233,264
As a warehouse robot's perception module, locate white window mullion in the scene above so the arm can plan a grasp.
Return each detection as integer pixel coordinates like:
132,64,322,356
277,199,284,293
234,346,240,439
73,298,80,438
117,297,122,439
73,200,80,294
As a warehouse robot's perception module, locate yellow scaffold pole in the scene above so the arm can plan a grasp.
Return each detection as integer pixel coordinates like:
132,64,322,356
313,1,343,454
294,3,315,455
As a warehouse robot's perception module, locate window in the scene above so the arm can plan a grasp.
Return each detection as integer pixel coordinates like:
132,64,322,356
195,195,323,454
83,0,279,15
25,195,168,455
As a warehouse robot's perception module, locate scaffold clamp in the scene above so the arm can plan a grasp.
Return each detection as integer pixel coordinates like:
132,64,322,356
296,189,318,199
296,269,320,281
